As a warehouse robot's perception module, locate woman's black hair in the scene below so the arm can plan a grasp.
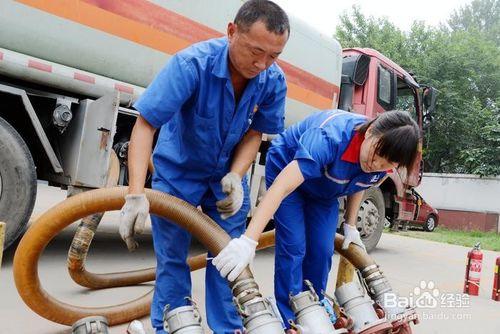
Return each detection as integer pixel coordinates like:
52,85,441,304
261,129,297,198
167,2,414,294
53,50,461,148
357,110,422,170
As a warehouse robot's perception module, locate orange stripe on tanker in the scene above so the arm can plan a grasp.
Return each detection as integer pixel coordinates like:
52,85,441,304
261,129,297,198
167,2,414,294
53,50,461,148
16,0,337,108
288,83,338,110
83,0,222,45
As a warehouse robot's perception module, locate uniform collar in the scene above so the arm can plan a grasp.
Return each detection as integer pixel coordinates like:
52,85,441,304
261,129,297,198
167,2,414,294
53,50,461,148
212,37,265,88
212,38,231,80
341,130,364,163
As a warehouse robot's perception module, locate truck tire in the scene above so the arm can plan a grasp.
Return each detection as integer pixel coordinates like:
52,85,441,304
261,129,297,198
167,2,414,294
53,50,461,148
357,187,385,253
0,116,37,250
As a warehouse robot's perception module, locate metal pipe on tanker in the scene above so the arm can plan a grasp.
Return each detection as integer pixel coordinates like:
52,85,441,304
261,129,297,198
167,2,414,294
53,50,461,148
0,48,143,106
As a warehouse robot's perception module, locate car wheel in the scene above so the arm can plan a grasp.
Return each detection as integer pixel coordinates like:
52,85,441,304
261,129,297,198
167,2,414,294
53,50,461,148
423,214,437,232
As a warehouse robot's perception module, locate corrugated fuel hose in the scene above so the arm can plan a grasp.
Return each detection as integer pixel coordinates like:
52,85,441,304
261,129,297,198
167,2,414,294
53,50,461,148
13,184,375,327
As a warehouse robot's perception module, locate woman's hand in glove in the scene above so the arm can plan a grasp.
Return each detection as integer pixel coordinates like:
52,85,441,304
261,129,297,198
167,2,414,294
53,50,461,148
213,234,258,281
341,223,366,251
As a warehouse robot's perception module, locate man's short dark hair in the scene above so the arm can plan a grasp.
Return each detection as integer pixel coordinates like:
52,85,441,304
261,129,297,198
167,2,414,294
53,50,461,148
234,0,290,35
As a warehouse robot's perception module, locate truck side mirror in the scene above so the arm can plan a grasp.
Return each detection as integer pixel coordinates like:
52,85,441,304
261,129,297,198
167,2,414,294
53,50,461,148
339,54,370,111
422,87,437,130
341,54,370,85
423,87,437,114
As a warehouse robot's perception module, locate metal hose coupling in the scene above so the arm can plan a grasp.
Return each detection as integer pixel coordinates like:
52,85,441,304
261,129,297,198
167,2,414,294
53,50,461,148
361,265,418,332
289,280,347,334
72,316,109,334
231,278,284,333
335,282,392,334
163,298,204,334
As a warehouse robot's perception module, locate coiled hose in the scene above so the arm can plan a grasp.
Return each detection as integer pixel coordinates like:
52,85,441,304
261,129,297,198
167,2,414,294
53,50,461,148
13,186,375,327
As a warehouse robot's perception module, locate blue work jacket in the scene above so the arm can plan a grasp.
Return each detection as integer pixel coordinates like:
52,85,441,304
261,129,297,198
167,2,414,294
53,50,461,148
270,110,387,202
134,37,286,202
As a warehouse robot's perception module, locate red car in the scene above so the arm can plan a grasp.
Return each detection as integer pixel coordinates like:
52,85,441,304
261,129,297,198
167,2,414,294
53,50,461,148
389,189,439,232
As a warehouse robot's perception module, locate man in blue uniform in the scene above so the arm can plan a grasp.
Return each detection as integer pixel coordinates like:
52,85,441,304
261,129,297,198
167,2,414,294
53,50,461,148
118,1,290,333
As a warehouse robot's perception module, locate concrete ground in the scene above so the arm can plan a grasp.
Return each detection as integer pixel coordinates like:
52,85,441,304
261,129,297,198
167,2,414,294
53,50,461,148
1,183,499,333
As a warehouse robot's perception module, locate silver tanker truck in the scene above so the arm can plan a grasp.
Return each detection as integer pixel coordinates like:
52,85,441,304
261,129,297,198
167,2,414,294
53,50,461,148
0,0,435,251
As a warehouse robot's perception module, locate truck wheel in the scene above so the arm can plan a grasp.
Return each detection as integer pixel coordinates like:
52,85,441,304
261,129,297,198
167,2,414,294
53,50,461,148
357,188,385,253
423,214,437,232
0,117,37,250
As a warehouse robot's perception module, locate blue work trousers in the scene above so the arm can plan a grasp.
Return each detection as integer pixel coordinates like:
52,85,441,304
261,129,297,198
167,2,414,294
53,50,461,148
151,179,249,334
266,154,339,327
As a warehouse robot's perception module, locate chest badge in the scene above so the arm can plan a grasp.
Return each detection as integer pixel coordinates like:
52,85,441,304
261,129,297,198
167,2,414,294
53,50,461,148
253,105,259,113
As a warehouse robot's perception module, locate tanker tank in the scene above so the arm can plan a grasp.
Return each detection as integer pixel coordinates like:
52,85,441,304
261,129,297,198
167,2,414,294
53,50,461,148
0,0,342,126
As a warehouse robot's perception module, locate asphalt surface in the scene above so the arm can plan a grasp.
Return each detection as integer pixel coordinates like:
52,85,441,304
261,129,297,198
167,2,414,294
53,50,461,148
0,183,499,333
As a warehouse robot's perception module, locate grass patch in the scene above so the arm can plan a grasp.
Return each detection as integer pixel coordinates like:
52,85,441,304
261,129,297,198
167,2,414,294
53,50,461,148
384,227,500,251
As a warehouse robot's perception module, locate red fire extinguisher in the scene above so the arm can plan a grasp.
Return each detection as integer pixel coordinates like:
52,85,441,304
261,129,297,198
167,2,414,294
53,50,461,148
492,257,500,301
463,242,483,296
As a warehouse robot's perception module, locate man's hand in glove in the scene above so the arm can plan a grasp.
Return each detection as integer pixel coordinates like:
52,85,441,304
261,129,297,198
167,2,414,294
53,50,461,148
119,193,149,251
216,172,244,219
341,223,366,251
213,235,258,282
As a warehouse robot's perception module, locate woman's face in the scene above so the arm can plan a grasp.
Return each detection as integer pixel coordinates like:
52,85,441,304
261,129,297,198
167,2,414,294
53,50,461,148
359,128,399,173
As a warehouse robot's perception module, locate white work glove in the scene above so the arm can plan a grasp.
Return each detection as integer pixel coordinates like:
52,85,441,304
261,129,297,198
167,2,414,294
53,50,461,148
216,172,244,220
119,193,149,251
213,235,258,282
342,223,366,251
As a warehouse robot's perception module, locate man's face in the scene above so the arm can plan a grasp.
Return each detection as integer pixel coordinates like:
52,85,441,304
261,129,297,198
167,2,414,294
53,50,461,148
227,20,288,79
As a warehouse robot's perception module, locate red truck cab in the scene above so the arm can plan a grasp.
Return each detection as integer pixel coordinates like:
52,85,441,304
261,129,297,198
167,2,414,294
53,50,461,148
338,48,438,249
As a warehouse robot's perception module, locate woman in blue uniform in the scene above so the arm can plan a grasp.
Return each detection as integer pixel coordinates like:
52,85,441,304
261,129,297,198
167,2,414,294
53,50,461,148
213,109,421,328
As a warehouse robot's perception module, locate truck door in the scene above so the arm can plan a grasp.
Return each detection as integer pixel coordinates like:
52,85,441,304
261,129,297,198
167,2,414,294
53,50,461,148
395,76,423,188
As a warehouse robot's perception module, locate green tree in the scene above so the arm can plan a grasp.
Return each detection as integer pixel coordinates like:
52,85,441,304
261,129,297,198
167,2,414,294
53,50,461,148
336,6,408,64
449,0,500,45
335,4,500,176
416,28,499,175
460,99,500,176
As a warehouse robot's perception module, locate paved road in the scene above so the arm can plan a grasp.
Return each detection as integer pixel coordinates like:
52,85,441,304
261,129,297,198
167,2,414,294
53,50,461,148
1,183,499,333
